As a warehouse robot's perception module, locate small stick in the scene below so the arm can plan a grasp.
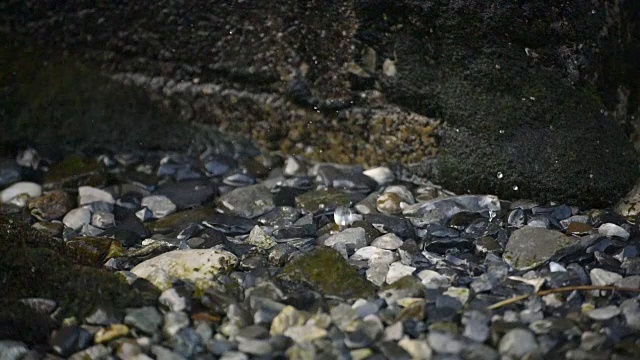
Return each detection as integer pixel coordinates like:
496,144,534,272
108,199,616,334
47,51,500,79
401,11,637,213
487,285,640,310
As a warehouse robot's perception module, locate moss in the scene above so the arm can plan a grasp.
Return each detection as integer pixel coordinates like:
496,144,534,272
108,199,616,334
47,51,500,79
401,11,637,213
0,215,146,344
277,247,376,300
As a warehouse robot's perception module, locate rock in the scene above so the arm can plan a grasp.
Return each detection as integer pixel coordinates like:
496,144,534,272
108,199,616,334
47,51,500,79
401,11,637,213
278,247,376,300
0,340,29,360
498,328,539,358
63,207,92,231
146,207,218,233
50,326,93,357
66,237,122,267
94,324,129,343
44,155,105,191
27,190,74,220
130,249,238,292
78,186,115,205
324,227,367,254
140,195,177,219
386,262,416,284
597,223,630,240
218,184,275,218
363,167,394,185
587,305,620,321
124,307,162,334
155,180,216,209
371,233,404,250
1,182,41,204
351,246,396,265
589,268,623,286
295,188,351,214
246,226,277,250
503,227,579,270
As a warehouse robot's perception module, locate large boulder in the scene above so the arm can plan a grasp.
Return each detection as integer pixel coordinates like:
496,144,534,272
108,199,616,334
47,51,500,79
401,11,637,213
1,0,638,207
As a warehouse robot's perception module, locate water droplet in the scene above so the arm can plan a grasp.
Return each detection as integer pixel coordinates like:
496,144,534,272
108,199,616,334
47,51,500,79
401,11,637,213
589,174,594,179
513,185,519,191
499,129,505,134
591,9,596,14
529,96,535,101
497,172,504,179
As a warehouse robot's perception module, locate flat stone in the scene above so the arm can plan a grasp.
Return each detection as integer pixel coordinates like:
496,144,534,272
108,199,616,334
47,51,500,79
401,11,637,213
587,305,621,321
351,246,396,265
270,306,307,335
1,182,41,204
218,184,275,218
386,262,416,284
598,223,630,240
78,186,115,205
417,269,451,289
246,226,277,250
124,307,162,334
503,226,579,270
130,249,238,292
371,233,404,250
283,325,328,343
325,226,367,250
140,195,177,218
155,180,216,209
44,155,105,190
589,268,623,286
295,188,351,214
363,166,394,185
278,247,376,300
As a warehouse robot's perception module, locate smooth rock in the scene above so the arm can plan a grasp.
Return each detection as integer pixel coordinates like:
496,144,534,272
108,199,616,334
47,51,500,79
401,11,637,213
386,262,416,284
27,190,74,220
503,226,579,270
597,223,630,240
63,207,92,231
218,184,275,218
498,328,539,358
78,186,115,205
1,182,41,204
587,305,621,321
124,307,162,334
140,195,177,219
371,233,404,250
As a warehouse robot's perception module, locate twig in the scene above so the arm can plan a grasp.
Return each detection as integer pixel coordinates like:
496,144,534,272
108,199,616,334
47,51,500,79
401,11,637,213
487,285,640,310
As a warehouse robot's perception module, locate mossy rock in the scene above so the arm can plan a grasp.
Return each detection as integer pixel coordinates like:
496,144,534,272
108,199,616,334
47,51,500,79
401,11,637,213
43,154,106,191
294,188,351,214
0,215,146,344
65,237,124,267
277,246,376,300
146,207,217,233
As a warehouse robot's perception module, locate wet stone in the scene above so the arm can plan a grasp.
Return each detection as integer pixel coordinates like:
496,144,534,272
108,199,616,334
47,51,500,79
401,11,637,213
258,206,300,229
218,184,274,218
498,328,539,358
504,226,579,270
598,223,630,240
365,213,416,239
155,180,216,209
44,155,105,190
124,307,162,334
78,186,115,206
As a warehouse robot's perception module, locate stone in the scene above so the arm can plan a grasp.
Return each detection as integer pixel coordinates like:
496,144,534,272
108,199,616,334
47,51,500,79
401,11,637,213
589,268,623,286
363,166,394,185
66,237,122,267
417,270,450,289
94,324,129,343
44,155,105,191
124,307,162,334
130,249,238,292
386,262,416,284
246,226,277,250
587,305,620,321
278,247,376,299
270,306,308,336
91,211,115,229
324,227,367,253
218,184,275,218
371,233,404,250
295,188,351,214
155,180,217,209
63,207,92,231
503,226,579,270
1,182,41,204
398,338,433,360
78,186,115,205
163,311,190,338
351,246,396,265
427,332,464,354
140,195,177,218
597,223,630,240
27,190,74,221
498,328,539,358
283,325,328,343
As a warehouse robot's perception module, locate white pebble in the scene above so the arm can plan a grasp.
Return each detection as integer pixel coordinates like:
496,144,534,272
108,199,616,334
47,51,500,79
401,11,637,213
0,182,42,204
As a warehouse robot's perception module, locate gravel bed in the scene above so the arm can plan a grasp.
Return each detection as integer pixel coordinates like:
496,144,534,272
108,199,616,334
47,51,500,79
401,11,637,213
1,137,640,360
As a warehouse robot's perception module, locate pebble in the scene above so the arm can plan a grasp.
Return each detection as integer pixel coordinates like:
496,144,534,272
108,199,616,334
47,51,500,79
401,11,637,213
5,139,640,360
218,184,275,218
124,307,163,334
503,226,579,270
63,207,92,231
598,223,630,240
0,181,42,204
498,328,539,358
140,195,177,218
78,186,115,205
